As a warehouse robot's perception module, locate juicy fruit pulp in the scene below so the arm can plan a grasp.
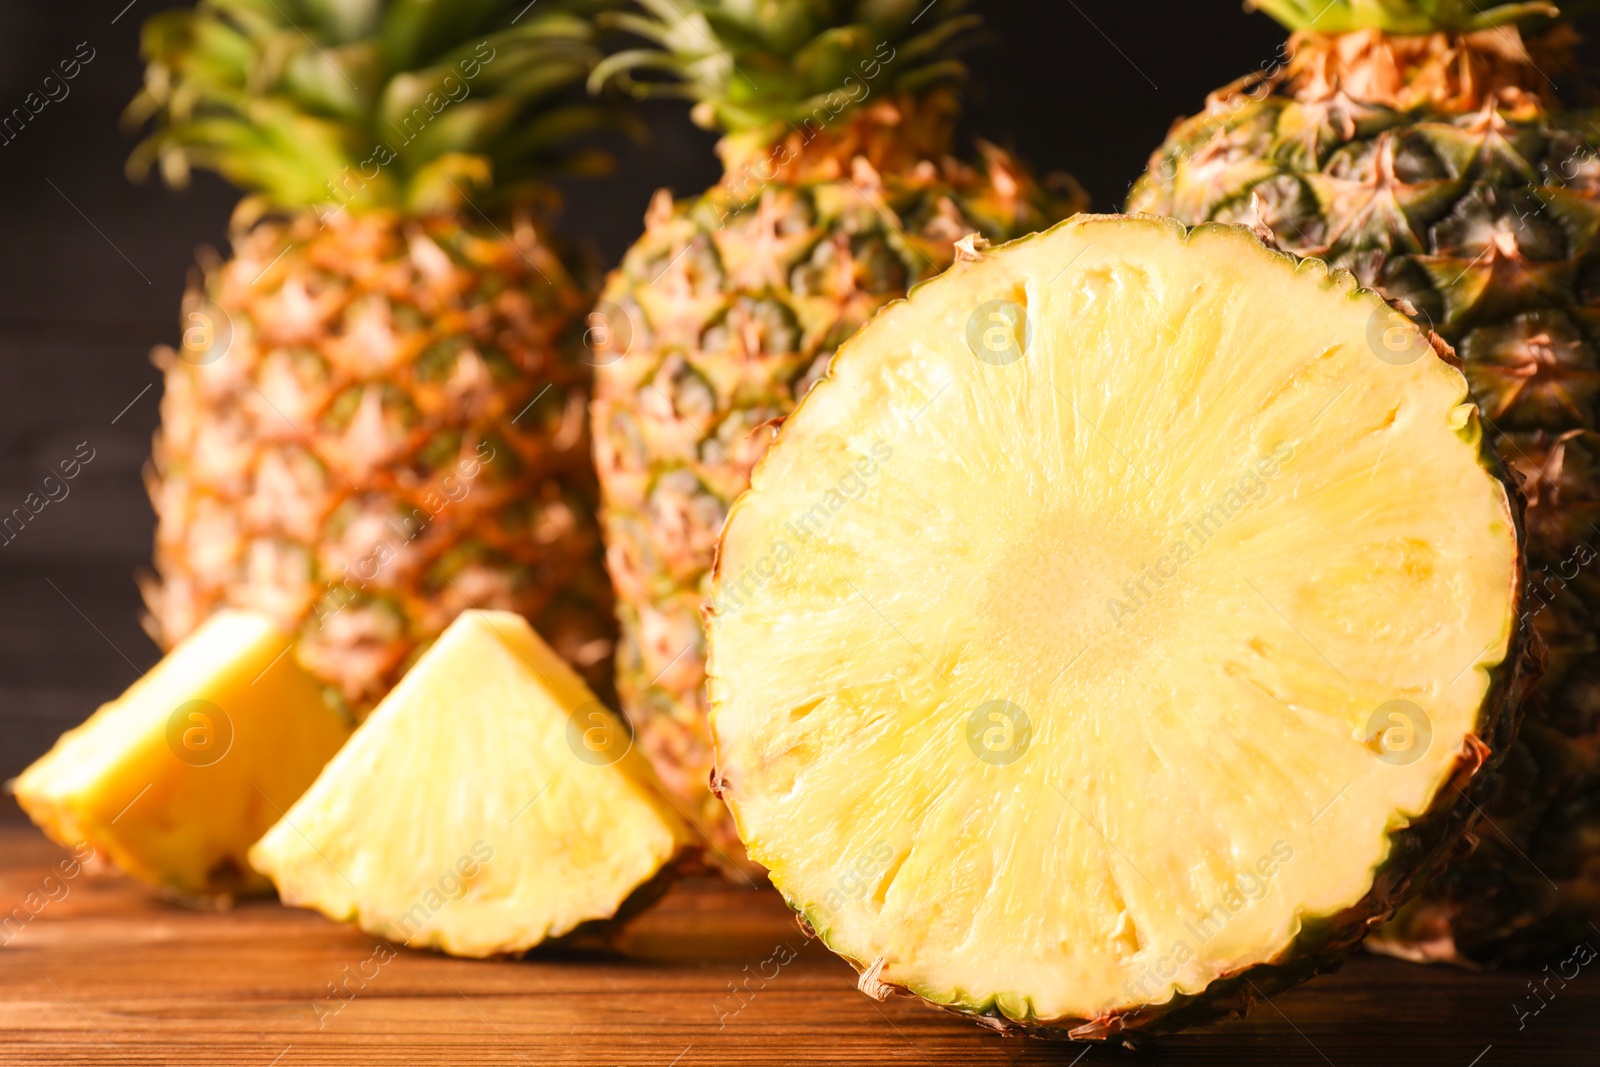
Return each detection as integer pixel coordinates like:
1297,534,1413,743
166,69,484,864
12,610,351,898
707,216,1528,1034
1127,18,1600,964
249,610,693,958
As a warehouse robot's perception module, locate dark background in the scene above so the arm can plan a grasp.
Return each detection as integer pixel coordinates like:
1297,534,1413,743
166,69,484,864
1,1,1591,796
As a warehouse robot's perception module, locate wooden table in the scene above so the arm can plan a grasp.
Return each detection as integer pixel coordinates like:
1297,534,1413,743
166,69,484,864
0,825,1594,1066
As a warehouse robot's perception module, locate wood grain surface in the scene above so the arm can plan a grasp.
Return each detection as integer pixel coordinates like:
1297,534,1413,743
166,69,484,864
0,824,1595,1066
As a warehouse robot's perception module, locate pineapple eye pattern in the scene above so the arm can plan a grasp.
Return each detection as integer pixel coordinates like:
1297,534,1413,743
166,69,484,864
1365,700,1432,766
177,303,233,367
583,300,635,367
165,699,234,767
966,700,1031,765
1365,304,1433,367
565,699,634,767
966,300,1030,366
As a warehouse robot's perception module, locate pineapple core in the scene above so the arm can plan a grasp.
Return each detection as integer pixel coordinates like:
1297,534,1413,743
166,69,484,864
250,610,694,958
708,216,1522,1028
12,610,351,897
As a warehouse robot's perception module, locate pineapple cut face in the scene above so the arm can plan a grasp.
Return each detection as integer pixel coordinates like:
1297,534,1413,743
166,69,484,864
12,610,351,897
249,610,694,958
707,216,1522,1028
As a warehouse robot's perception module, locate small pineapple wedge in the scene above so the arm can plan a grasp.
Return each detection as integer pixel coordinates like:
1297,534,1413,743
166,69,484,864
250,610,693,958
707,216,1536,1036
12,610,352,899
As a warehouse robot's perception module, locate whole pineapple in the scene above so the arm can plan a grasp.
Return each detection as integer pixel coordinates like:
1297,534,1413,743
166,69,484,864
129,0,620,712
1130,0,1600,963
588,0,1084,864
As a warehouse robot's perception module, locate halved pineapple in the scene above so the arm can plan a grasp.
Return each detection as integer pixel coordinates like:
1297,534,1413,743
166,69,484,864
706,215,1535,1036
11,610,351,898
249,610,695,958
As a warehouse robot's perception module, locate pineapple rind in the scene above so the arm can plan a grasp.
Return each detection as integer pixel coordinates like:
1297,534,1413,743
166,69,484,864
707,215,1536,1035
248,610,694,958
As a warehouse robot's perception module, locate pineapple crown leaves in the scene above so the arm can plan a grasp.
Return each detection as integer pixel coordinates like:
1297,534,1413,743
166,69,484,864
587,0,982,137
1247,0,1562,33
126,0,630,215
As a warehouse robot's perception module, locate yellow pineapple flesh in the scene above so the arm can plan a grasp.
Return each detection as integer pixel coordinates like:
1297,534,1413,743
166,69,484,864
12,610,352,898
249,610,694,958
708,216,1533,1034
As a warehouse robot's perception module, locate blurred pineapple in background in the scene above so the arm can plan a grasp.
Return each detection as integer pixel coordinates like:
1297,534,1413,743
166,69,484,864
587,0,1084,865
127,0,623,713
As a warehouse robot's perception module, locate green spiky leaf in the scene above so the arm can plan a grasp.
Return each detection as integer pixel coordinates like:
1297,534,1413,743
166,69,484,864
589,0,981,137
1247,0,1561,33
128,0,621,212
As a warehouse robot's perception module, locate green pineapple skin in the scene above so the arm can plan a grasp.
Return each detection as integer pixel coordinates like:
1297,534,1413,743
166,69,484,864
1129,62,1600,964
592,140,1081,865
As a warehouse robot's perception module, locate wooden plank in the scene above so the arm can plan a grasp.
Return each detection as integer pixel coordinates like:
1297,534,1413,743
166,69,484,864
0,827,1594,1065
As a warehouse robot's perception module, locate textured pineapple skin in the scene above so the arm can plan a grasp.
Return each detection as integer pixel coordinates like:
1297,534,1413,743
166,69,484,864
145,207,616,714
593,112,1083,864
1129,50,1600,963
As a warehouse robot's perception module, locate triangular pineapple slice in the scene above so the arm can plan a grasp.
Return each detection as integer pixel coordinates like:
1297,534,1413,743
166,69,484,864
12,610,352,897
249,610,694,957
707,216,1534,1036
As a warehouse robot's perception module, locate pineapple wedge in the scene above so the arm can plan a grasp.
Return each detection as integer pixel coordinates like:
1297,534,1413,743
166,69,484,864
12,610,351,898
707,216,1535,1036
250,610,694,958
